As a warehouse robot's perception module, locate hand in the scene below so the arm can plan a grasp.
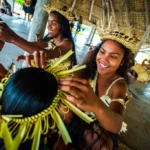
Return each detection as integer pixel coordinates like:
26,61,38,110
59,77,100,113
0,18,17,43
16,50,46,68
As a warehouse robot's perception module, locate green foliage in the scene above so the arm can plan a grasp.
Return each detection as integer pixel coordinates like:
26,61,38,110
15,0,24,5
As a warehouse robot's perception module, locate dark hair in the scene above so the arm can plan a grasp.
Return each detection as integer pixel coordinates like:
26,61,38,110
66,114,118,150
0,67,58,116
80,40,134,83
0,68,118,150
50,11,76,65
0,68,58,149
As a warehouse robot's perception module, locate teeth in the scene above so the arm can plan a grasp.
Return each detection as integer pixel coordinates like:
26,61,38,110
100,63,108,69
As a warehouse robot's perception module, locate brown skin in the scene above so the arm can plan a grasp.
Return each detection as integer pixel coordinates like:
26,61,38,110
59,40,127,133
0,40,5,50
0,14,72,67
0,64,8,78
0,40,8,78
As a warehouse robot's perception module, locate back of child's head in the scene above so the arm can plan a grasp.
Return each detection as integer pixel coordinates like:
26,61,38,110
0,67,58,116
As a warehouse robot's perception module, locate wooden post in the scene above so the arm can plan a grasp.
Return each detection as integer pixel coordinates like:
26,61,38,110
137,25,150,51
71,0,76,12
125,0,130,27
28,0,50,42
102,0,106,21
89,0,95,21
106,0,110,24
116,0,126,24
109,0,118,29
144,0,149,29
7,0,15,12
87,24,96,45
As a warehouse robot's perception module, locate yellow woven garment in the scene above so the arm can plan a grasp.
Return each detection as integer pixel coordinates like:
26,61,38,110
132,64,150,82
0,50,94,150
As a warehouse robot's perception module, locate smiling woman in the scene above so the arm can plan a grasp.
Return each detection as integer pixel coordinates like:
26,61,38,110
59,30,139,149
0,10,76,68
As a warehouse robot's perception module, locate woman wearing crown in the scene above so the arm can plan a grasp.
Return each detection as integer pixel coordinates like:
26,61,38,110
0,51,119,150
59,30,138,149
0,8,76,68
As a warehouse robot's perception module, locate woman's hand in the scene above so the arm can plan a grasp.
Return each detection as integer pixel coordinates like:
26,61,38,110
59,77,100,113
16,50,47,68
0,19,17,43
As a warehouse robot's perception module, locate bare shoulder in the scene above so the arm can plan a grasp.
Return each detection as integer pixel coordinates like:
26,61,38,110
61,39,72,47
111,79,128,99
59,39,73,54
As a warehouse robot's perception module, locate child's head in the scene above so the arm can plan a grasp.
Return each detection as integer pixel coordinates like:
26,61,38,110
0,68,61,149
1,67,58,116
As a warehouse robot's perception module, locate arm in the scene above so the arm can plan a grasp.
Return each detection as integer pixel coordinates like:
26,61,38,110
0,21,42,53
0,21,72,58
94,81,127,133
59,77,127,133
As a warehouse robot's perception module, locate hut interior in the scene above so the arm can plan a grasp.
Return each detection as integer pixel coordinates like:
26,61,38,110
0,0,150,149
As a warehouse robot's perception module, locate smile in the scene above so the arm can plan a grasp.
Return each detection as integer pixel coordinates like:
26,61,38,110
99,63,109,70
48,30,53,33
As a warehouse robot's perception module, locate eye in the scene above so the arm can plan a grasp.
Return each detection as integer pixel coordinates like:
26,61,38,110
110,55,117,59
52,22,58,25
48,21,59,26
99,49,105,54
52,21,59,25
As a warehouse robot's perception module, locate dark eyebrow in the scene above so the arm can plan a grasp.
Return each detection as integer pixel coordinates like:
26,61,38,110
48,20,59,23
101,47,120,55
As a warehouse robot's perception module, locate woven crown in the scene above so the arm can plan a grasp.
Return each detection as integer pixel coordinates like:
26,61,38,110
97,17,140,53
43,3,72,21
100,30,140,53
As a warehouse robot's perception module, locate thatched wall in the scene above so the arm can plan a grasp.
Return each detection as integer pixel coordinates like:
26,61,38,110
55,0,150,38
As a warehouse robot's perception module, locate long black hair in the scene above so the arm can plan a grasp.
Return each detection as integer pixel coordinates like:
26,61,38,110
0,68,118,150
50,11,76,66
0,68,58,116
0,68,58,149
80,40,134,83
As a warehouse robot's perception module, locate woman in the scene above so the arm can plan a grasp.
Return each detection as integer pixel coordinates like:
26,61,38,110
0,0,12,16
0,10,76,67
23,0,31,20
0,65,117,150
59,32,137,149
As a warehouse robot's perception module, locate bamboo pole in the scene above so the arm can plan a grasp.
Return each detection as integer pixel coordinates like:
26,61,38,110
137,25,150,51
144,0,150,29
89,0,95,21
109,0,118,29
116,0,126,24
70,0,76,12
125,0,130,27
102,0,106,21
106,0,110,24
28,0,49,42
